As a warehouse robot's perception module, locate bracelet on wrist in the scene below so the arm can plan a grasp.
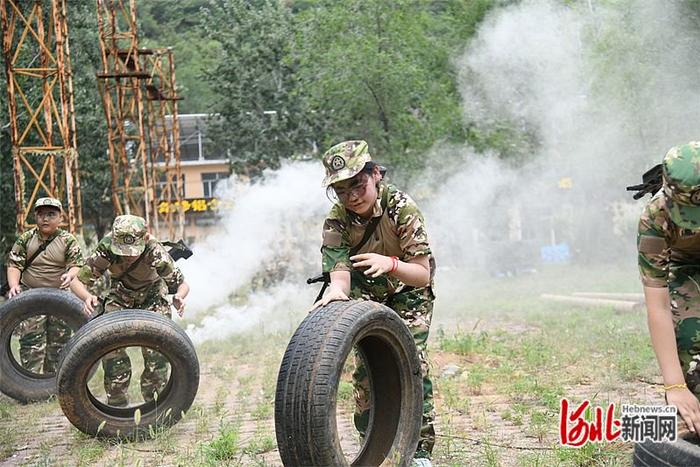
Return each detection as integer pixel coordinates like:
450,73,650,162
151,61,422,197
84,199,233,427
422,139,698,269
389,256,399,273
663,383,688,391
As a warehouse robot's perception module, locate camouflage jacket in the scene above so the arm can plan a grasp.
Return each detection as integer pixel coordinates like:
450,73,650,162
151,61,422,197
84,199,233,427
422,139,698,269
78,234,184,300
322,183,433,300
638,192,700,287
7,228,84,289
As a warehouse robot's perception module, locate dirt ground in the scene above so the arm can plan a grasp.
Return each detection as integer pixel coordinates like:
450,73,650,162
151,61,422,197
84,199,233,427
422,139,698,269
0,265,671,466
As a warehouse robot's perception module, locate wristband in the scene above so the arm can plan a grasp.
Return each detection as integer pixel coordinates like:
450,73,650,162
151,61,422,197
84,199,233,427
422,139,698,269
663,383,688,391
389,256,399,273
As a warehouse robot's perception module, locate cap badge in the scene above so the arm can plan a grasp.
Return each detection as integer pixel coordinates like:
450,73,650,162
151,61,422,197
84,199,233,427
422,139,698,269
122,234,135,245
331,155,345,171
691,190,700,205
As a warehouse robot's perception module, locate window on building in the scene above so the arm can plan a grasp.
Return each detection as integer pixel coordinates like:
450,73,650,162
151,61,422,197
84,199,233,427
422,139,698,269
202,172,228,198
156,173,185,199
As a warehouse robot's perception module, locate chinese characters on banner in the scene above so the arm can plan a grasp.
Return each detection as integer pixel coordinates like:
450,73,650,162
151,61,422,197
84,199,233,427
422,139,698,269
157,198,234,214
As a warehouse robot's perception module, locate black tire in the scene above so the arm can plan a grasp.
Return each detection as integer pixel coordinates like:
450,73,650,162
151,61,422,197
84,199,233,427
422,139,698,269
275,300,423,467
0,288,89,402
57,310,199,440
633,433,700,466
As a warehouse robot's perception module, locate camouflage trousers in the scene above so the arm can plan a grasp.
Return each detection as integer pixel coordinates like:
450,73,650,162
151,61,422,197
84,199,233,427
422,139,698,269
669,266,700,397
101,295,171,406
18,314,71,374
350,281,436,459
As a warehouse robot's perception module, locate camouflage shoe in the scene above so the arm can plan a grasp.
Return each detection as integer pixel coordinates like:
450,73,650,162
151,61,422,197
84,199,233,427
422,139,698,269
110,215,147,256
663,142,700,229
321,140,372,187
34,197,62,211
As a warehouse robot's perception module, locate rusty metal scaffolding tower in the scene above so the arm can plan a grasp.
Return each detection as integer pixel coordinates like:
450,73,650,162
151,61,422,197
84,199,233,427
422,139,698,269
0,0,82,233
95,0,184,239
95,0,151,224
141,47,184,240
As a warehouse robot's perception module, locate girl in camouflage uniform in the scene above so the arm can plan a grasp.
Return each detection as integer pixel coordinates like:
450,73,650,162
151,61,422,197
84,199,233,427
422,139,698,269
314,140,436,464
72,215,189,406
639,142,700,434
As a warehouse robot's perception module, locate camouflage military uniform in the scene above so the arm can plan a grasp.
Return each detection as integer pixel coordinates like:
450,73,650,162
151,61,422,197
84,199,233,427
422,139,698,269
322,179,436,458
638,142,700,398
77,216,184,406
7,227,84,373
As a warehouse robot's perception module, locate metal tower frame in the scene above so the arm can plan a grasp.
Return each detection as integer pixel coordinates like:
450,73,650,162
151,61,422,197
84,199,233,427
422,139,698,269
95,0,151,224
0,0,82,233
142,47,184,240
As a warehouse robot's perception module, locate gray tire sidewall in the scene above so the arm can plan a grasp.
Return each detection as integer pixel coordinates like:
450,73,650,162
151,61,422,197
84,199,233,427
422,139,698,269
275,300,423,467
57,310,199,439
0,288,88,402
634,435,700,466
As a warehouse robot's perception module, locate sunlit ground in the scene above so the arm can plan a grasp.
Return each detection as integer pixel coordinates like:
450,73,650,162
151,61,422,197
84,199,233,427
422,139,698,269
0,262,658,466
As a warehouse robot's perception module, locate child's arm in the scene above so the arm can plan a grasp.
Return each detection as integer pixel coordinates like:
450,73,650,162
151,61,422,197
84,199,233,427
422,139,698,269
645,285,700,432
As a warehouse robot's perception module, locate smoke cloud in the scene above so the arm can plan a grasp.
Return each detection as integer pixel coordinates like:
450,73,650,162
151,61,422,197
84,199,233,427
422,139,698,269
184,0,700,341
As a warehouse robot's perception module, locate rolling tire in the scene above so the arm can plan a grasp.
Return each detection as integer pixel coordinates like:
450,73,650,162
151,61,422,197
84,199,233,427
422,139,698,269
633,433,700,466
0,288,89,402
57,310,199,440
275,300,423,467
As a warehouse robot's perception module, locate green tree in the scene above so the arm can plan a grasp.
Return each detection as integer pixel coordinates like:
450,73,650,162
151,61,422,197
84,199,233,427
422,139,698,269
200,0,316,176
138,0,221,113
295,0,492,172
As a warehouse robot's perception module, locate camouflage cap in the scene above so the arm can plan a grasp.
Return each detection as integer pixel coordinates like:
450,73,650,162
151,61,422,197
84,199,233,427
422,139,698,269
34,197,62,211
321,140,371,187
663,142,700,229
110,215,147,256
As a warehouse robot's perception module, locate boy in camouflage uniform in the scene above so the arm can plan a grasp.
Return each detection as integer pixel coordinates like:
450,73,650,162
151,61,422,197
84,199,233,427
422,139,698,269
72,215,189,406
314,140,436,464
5,197,84,373
638,142,700,434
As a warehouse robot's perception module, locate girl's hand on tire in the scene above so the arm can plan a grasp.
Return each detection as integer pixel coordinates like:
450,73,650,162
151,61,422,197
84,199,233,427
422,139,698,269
350,253,393,278
173,295,186,317
667,387,700,433
83,295,99,315
310,285,349,312
7,285,22,298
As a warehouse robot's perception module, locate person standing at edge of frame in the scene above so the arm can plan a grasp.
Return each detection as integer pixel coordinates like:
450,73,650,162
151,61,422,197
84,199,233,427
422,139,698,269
312,140,436,466
70,214,190,407
5,197,86,374
639,142,700,434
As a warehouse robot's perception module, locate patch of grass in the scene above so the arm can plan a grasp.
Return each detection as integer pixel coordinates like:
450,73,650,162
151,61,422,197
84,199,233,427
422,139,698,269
481,439,500,467
528,410,551,443
465,364,487,394
75,441,106,466
252,400,273,420
438,329,490,355
554,442,631,466
0,399,14,419
0,425,16,460
202,422,240,462
338,381,353,401
243,434,275,455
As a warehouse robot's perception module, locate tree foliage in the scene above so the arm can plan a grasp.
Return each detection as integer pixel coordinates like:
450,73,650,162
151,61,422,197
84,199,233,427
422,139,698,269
199,0,317,176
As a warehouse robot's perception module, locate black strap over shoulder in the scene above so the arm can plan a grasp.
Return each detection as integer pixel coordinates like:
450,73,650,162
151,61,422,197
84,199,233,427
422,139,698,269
1,233,58,295
308,184,390,303
25,234,57,269
114,247,148,281
349,185,389,256
627,164,663,200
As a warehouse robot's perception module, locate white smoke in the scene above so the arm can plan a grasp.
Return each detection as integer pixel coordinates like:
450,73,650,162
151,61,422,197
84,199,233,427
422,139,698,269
185,282,314,344
184,0,700,341
180,161,326,317
425,0,700,274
